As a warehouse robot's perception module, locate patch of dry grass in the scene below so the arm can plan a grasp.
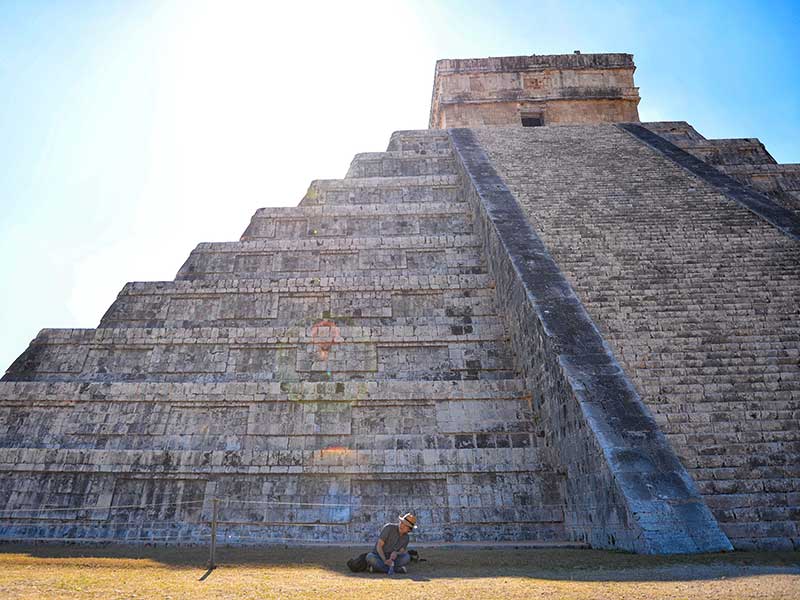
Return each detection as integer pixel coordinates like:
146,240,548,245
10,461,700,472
0,544,797,600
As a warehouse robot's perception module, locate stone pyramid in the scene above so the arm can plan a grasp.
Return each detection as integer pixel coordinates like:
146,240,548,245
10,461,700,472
3,52,797,553
0,130,565,545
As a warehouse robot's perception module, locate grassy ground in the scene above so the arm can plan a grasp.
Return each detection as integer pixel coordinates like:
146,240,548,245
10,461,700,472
0,544,798,600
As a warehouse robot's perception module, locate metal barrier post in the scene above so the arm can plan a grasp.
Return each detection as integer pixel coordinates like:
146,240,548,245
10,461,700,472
208,497,219,569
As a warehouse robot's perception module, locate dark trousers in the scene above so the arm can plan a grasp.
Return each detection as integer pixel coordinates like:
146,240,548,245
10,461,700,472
365,551,411,573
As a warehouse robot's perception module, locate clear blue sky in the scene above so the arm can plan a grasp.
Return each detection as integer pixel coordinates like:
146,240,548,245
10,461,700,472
1,0,798,371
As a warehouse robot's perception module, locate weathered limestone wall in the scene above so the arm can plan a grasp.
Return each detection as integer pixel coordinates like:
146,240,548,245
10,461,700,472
3,324,514,383
100,276,498,330
0,379,556,543
474,125,800,550
430,53,640,128
436,98,639,128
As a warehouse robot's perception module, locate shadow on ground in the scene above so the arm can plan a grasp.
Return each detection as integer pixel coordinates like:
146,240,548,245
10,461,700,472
0,543,798,583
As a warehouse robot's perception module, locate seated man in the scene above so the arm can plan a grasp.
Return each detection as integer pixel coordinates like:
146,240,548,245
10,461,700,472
366,512,417,574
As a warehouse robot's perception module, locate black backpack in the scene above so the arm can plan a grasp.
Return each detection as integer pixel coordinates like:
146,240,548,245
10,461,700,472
346,552,369,572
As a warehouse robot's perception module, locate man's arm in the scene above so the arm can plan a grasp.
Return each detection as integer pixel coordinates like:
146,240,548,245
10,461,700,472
376,538,387,561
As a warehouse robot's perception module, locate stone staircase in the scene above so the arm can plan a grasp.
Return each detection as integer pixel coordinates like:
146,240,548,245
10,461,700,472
475,124,799,551
642,122,800,219
0,130,566,544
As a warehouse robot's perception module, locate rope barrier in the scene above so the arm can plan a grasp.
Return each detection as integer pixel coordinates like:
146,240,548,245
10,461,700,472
0,519,212,528
0,535,211,544
0,499,206,516
0,497,601,516
218,498,579,510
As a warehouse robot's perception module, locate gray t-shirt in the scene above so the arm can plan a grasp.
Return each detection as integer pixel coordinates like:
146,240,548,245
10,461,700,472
375,523,410,556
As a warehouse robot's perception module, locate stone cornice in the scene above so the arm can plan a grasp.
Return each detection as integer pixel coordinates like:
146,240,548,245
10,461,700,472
434,53,636,76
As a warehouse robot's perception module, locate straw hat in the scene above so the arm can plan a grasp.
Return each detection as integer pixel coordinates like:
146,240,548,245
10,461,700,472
399,513,418,529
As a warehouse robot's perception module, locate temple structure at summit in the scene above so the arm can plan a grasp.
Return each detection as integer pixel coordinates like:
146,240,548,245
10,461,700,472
429,52,641,127
1,53,798,553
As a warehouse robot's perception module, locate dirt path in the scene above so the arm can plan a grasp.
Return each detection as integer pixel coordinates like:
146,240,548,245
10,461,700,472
0,544,797,600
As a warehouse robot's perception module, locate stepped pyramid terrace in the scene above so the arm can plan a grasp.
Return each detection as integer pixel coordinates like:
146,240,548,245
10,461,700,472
1,53,798,554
